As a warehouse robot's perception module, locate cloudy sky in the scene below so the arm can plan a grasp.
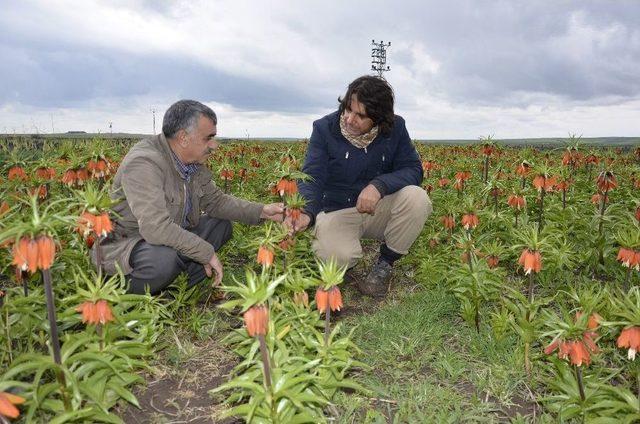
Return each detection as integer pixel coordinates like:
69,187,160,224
1,0,639,139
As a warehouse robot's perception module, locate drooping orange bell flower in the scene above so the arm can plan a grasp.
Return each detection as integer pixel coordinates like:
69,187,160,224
596,171,617,192
36,236,56,270
35,167,56,180
220,169,234,181
441,215,455,230
94,213,113,237
7,166,27,182
437,178,450,188
507,195,526,211
461,213,479,230
518,248,541,274
328,286,343,312
276,178,297,196
617,247,640,270
256,245,274,267
61,169,77,186
532,175,556,192
315,288,329,314
515,162,530,177
0,391,26,419
635,206,640,222
243,304,269,337
0,201,9,216
617,326,640,360
486,255,500,268
76,299,115,325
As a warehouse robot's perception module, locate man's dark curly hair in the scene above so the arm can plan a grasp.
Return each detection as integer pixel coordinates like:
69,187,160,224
338,75,395,136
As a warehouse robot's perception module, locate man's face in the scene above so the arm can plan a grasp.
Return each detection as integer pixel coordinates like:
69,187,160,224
182,115,218,164
343,95,374,136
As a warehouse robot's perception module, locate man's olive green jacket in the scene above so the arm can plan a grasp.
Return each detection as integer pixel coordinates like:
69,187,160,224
96,134,264,275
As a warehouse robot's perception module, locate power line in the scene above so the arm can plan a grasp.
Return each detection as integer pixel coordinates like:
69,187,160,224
371,40,391,77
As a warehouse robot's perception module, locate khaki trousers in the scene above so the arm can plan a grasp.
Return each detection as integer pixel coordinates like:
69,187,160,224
312,185,432,268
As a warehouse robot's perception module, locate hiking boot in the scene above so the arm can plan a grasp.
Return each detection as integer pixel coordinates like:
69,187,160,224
357,260,392,298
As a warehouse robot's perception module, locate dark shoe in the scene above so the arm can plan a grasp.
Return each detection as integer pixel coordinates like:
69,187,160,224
357,261,392,298
343,268,357,284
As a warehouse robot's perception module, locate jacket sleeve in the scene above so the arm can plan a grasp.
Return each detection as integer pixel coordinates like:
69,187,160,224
121,156,216,265
371,119,423,195
298,121,328,221
199,175,264,225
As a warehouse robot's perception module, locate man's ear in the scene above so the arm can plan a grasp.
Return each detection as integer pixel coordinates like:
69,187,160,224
178,129,189,147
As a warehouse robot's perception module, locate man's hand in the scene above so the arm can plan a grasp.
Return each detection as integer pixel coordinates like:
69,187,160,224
285,212,311,234
356,184,382,215
204,252,224,286
260,203,285,222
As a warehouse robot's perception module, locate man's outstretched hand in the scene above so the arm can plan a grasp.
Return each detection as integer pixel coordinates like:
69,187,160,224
260,203,285,222
285,212,311,234
205,252,223,286
356,184,381,215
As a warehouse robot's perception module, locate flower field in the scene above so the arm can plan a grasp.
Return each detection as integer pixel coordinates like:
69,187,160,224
1,137,639,423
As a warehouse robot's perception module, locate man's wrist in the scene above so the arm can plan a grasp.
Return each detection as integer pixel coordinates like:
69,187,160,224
370,180,387,198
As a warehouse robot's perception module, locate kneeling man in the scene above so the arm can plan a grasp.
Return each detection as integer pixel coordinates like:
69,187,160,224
96,100,283,294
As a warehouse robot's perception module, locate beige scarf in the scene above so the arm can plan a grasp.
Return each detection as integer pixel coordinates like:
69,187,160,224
339,112,379,149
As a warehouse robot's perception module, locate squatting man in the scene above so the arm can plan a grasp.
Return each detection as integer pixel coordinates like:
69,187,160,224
289,75,433,297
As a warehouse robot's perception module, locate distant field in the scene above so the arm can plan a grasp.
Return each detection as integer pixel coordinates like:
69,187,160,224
1,134,639,147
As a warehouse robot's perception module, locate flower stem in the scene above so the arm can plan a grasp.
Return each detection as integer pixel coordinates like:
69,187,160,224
528,272,535,304
258,334,272,389
524,342,531,380
324,307,331,346
624,267,631,292
43,269,61,365
95,236,103,281
575,365,586,402
43,269,71,411
537,190,545,233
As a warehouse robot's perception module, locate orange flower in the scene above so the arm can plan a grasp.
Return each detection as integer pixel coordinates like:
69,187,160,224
545,338,595,367
515,162,530,176
0,391,25,419
441,215,455,230
328,286,343,312
95,300,115,324
617,247,640,270
315,288,329,314
220,169,234,180
94,213,113,237
76,168,89,185
0,201,9,216
635,206,640,222
61,169,77,186
77,211,97,237
486,255,499,268
7,166,27,181
437,178,450,188
454,171,471,182
617,326,640,360
36,236,56,270
568,340,592,367
276,178,297,196
518,249,541,274
596,171,617,192
243,304,269,337
507,195,526,211
35,167,56,180
461,213,479,230
286,208,301,222
256,245,274,267
76,299,115,325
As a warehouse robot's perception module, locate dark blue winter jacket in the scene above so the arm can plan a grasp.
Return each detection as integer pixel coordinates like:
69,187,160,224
299,111,423,223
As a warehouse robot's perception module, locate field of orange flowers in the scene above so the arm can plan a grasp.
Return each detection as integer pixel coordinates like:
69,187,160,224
0,136,639,422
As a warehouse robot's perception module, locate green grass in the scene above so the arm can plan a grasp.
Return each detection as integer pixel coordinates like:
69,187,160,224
332,280,536,422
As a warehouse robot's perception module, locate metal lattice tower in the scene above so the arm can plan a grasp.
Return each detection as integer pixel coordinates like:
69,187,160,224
371,40,391,77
